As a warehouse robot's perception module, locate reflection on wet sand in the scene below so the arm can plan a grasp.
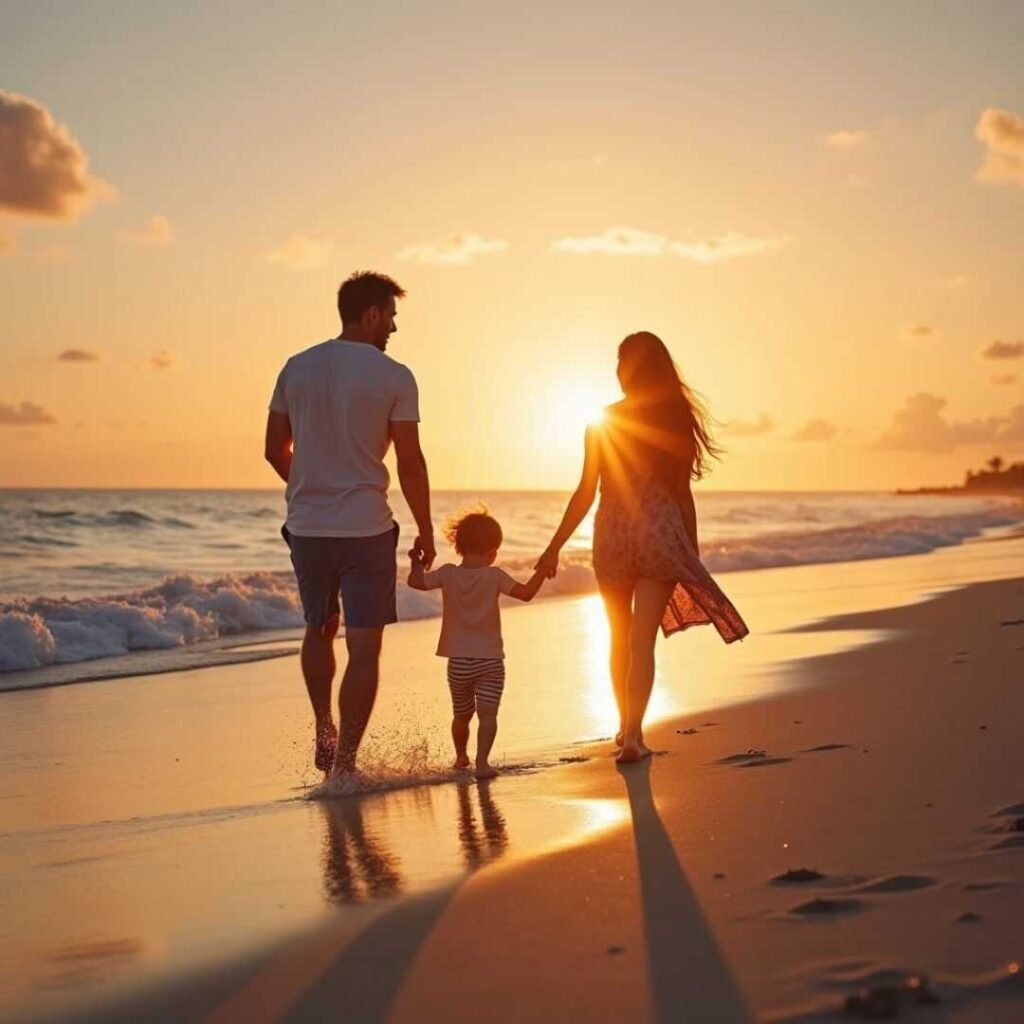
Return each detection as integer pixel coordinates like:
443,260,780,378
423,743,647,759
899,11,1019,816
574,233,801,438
456,780,508,870
318,779,511,908
320,799,404,905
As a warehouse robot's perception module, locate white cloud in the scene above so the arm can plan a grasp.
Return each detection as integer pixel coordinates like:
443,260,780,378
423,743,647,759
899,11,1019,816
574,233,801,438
395,232,509,265
0,400,57,426
981,339,1023,360
553,226,789,263
826,129,869,148
877,393,1006,453
975,108,1024,188
552,227,667,256
119,214,173,246
266,233,333,272
791,418,838,442
724,413,773,437
0,90,115,219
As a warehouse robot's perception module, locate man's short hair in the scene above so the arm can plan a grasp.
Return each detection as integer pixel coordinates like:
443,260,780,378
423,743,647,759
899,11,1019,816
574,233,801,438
337,271,406,324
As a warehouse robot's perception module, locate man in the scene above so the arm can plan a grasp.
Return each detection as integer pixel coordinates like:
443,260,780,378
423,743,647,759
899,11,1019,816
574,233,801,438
265,271,435,777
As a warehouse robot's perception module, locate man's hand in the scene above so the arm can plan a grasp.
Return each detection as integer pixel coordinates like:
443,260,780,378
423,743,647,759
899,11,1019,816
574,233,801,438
535,546,559,579
410,534,436,570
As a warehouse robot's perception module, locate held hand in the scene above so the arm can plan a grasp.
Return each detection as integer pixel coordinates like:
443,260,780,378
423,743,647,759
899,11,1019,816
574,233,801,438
535,547,559,579
411,534,437,570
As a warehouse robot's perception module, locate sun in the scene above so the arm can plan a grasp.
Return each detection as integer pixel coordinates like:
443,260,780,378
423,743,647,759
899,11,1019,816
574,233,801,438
555,384,609,434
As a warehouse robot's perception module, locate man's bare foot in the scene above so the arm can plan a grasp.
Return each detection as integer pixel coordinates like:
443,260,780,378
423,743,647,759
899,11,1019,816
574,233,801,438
453,756,471,770
315,721,338,773
475,764,499,781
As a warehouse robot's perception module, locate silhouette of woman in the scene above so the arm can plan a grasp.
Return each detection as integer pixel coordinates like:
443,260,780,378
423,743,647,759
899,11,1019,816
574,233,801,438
538,332,748,763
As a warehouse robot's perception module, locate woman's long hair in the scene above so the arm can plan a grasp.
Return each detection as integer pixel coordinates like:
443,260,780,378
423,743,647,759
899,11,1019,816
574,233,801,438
614,331,720,482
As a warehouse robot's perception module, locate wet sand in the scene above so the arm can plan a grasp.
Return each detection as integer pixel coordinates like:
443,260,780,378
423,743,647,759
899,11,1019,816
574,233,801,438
2,531,1023,1022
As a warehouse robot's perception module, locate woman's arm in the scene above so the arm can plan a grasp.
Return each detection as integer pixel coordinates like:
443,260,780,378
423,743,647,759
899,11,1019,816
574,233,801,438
536,426,601,576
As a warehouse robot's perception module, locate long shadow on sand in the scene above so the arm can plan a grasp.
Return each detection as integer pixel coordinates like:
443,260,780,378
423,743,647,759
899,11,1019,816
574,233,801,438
621,758,751,1023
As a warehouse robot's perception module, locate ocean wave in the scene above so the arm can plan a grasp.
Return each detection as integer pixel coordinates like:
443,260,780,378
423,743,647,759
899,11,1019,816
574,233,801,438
0,573,305,672
0,508,1018,677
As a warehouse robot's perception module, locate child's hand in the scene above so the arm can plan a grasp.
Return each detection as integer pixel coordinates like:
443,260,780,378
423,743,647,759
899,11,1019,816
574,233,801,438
408,548,425,567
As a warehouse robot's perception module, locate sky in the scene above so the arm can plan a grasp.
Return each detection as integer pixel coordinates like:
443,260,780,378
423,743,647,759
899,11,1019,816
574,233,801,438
1,0,1022,491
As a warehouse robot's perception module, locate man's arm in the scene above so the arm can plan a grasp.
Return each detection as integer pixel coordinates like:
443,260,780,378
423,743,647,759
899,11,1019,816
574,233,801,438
264,411,292,483
391,421,435,568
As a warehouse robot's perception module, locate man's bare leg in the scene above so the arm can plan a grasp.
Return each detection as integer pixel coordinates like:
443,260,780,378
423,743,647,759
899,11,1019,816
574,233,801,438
302,616,339,771
332,626,384,775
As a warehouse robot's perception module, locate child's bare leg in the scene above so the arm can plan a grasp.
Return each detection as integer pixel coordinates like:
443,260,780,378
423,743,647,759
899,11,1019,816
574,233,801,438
451,712,473,769
475,704,499,780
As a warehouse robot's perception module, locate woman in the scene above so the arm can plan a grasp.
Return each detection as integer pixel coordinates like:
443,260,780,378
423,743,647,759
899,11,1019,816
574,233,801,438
537,332,748,764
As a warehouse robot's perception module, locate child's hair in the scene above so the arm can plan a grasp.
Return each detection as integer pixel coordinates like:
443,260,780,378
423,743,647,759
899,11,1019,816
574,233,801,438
443,504,503,555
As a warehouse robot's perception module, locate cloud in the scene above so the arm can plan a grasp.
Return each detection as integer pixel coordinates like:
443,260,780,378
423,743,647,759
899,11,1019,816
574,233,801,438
876,392,1005,453
119,214,173,246
826,129,869,148
395,232,509,265
1001,404,1024,441
905,324,935,340
791,418,838,442
151,350,173,369
724,413,773,437
669,231,789,264
0,400,57,426
975,108,1024,188
981,339,1023,360
0,90,115,219
57,348,100,363
265,233,333,272
552,226,789,262
552,227,667,256
991,373,1017,386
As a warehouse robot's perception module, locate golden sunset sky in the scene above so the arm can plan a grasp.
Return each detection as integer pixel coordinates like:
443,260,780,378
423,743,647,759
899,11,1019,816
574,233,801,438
1,1,1022,491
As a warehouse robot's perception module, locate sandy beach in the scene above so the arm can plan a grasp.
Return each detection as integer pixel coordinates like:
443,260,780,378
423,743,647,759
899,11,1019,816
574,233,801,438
3,529,1023,1023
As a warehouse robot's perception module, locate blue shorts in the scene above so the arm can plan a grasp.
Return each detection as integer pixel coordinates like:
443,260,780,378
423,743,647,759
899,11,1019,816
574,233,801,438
283,523,399,629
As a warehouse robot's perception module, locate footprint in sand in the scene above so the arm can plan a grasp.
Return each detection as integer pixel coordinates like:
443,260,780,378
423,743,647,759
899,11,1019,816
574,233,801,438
962,880,1016,892
771,868,826,884
849,874,938,895
789,897,866,917
716,749,792,767
801,743,852,753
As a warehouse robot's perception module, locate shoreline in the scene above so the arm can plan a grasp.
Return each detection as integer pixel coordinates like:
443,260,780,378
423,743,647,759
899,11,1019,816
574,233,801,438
3,537,1023,1022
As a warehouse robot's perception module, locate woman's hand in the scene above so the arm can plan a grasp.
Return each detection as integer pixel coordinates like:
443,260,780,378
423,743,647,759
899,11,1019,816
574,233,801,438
535,546,560,579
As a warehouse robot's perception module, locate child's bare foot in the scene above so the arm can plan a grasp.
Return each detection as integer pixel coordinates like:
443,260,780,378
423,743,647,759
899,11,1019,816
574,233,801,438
315,721,338,773
453,756,471,770
475,763,499,781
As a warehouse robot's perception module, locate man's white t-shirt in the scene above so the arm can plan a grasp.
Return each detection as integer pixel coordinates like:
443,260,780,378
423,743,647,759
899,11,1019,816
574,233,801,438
269,338,419,537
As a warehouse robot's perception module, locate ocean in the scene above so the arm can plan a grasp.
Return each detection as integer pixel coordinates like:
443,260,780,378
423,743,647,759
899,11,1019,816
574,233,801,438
0,488,1019,687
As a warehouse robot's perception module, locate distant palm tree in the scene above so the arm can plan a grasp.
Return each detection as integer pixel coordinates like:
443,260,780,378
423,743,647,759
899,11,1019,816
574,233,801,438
986,456,1005,474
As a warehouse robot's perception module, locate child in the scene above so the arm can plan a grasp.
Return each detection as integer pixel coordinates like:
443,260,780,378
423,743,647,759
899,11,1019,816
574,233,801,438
407,507,548,780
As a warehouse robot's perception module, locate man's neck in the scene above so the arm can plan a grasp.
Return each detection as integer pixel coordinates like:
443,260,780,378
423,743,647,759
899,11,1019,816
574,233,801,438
337,328,376,346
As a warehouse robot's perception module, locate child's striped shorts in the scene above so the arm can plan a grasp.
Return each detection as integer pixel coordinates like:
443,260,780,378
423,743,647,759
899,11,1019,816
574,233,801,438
447,657,505,715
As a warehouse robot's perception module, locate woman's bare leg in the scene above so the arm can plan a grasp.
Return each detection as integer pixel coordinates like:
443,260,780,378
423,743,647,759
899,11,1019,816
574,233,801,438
617,579,674,765
599,583,634,746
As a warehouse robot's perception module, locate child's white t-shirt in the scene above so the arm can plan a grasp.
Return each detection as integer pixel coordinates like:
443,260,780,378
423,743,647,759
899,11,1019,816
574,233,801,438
421,564,517,659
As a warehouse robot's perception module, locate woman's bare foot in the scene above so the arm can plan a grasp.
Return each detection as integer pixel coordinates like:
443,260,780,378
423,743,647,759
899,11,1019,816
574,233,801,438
453,756,471,770
615,739,653,765
475,763,499,781
315,721,338,773
614,730,644,750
